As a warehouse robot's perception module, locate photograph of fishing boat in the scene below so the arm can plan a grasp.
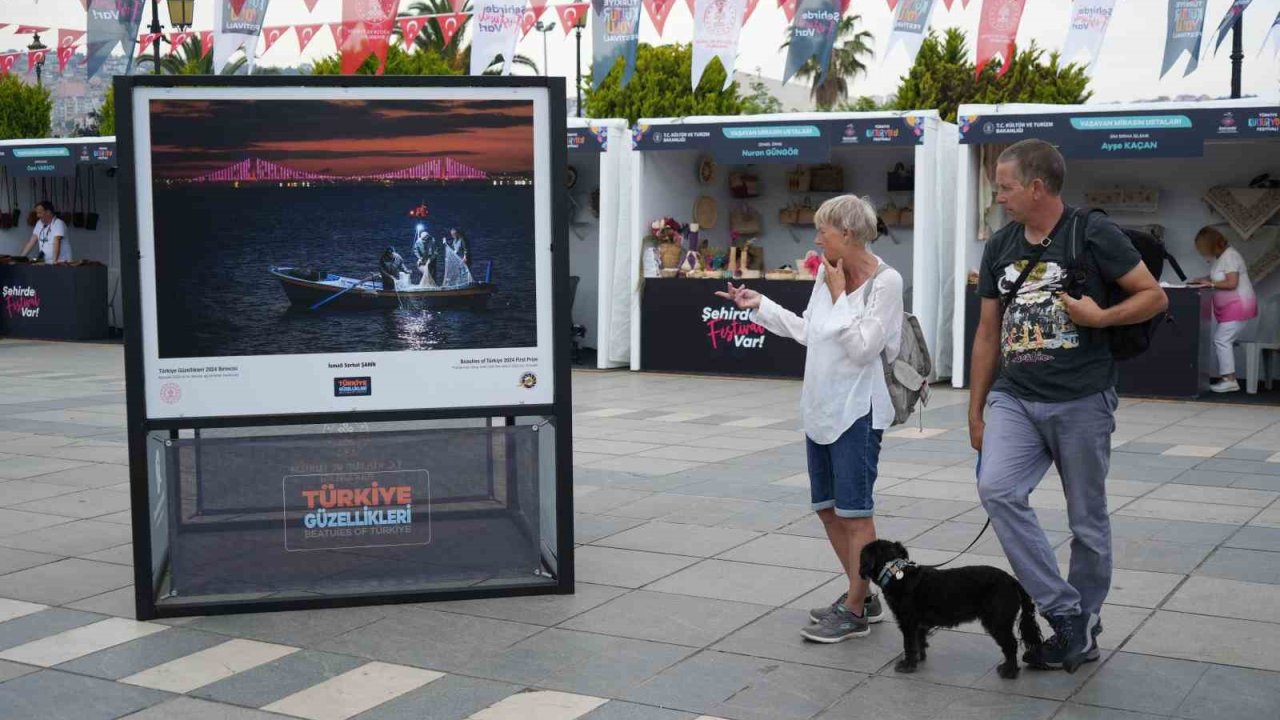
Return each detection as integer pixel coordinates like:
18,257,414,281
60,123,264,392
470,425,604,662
147,97,537,359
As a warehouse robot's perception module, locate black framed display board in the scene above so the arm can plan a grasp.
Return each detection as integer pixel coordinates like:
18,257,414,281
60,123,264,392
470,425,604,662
0,263,108,340
116,76,573,619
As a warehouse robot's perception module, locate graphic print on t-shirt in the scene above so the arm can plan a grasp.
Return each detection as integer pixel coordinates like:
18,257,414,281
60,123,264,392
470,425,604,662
999,260,1079,365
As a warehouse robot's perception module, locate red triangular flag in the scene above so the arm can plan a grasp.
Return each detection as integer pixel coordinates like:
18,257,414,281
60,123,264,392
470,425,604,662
521,1,549,38
886,0,898,10
840,0,850,13
781,0,798,22
555,2,588,33
450,0,468,12
27,49,48,73
57,46,76,72
684,0,693,16
296,23,324,52
0,24,7,33
137,33,163,57
644,0,675,35
14,25,50,35
200,31,214,58
58,29,86,49
437,13,467,47
941,0,953,8
398,16,426,50
229,0,249,14
0,54,18,75
742,0,761,24
78,0,88,10
303,0,320,10
261,26,292,54
330,22,352,49
169,31,194,54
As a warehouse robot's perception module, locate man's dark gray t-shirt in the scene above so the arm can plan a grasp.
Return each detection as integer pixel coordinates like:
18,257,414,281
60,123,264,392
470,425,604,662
977,207,1142,403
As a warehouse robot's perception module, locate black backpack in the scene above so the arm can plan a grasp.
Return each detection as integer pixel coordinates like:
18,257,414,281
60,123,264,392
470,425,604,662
1068,208,1184,360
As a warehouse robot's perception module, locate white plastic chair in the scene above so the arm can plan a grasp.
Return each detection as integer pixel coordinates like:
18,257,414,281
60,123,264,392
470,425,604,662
1236,295,1280,394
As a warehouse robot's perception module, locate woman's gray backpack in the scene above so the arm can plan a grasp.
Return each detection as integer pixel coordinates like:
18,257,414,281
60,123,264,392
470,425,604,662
863,264,932,427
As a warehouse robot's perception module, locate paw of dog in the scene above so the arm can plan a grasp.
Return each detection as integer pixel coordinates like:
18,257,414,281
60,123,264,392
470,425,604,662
893,659,918,674
997,662,1020,679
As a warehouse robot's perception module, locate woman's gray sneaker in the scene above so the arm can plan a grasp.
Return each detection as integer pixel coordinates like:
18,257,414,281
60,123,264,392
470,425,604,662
800,603,870,643
809,593,884,624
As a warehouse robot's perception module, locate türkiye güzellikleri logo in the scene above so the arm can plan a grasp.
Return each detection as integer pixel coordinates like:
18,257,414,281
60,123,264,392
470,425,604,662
283,470,431,551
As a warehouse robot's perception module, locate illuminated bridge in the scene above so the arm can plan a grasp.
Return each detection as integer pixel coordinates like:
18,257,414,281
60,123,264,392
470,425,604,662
174,157,490,184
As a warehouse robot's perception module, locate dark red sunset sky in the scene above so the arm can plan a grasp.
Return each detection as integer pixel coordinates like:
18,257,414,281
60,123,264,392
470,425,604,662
149,99,534,179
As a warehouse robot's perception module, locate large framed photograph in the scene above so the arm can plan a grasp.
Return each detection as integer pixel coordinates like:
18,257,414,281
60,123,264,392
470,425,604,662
125,80,558,420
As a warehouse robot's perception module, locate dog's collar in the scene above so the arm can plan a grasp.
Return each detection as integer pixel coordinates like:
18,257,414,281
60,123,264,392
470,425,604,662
876,558,915,588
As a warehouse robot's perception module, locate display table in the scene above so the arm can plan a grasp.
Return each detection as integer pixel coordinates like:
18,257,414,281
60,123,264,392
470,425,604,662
0,263,108,341
640,277,812,377
959,285,1210,398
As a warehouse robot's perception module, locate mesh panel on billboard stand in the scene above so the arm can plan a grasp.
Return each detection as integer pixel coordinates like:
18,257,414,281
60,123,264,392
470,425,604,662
116,76,572,619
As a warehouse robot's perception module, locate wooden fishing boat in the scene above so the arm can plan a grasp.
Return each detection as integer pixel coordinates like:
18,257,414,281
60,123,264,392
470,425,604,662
270,266,494,310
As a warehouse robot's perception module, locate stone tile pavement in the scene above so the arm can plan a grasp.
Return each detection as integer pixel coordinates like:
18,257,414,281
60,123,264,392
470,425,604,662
1,339,1280,719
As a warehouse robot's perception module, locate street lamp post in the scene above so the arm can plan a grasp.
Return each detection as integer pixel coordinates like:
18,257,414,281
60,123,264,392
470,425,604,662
1229,13,1243,99
574,14,585,117
534,20,556,77
150,0,196,74
27,33,47,87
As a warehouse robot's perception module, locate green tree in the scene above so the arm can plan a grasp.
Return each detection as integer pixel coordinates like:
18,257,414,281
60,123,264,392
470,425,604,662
584,44,744,125
312,43,463,75
0,74,53,140
781,15,875,110
91,85,115,136
893,28,1091,122
136,35,248,75
402,0,538,74
740,78,783,115
837,95,890,112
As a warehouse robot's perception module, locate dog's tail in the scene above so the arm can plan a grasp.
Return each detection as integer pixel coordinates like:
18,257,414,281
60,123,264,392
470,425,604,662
1017,585,1043,648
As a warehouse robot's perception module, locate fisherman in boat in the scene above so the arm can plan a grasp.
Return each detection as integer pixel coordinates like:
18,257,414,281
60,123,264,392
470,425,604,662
448,228,470,267
412,230,437,284
379,246,406,291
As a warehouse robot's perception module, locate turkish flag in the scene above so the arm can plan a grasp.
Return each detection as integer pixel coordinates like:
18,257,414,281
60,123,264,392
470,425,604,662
303,0,320,10
555,2,588,34
742,0,761,24
137,33,163,57
58,29,86,49
27,49,48,73
0,54,17,76
331,22,353,48
169,31,194,54
398,16,426,50
521,1,549,38
296,23,324,52
781,0,798,22
340,0,398,75
437,13,467,47
261,26,291,54
57,46,77,72
14,25,50,35
451,0,468,11
643,0,675,36
886,0,898,10
200,31,214,58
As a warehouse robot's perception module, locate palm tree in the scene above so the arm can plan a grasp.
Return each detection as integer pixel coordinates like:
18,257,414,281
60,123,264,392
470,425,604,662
404,0,538,74
781,15,874,110
136,35,248,75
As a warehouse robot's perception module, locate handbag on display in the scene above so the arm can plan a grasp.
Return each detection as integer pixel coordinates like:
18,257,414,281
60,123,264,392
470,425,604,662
795,197,817,225
728,169,760,199
898,205,914,227
880,202,901,226
8,173,19,227
0,169,10,230
85,171,100,231
730,204,762,237
809,163,845,192
887,162,914,193
743,242,764,271
26,179,38,227
786,165,811,193
778,202,798,225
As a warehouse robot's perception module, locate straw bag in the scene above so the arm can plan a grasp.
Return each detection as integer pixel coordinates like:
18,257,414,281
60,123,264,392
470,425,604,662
810,163,845,192
898,205,914,227
796,197,817,225
729,169,760,198
659,242,683,269
786,165,811,193
694,195,718,228
730,204,761,237
697,155,716,185
880,202,901,226
779,202,798,225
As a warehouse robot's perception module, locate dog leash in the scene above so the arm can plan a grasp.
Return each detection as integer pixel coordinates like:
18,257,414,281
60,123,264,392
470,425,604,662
918,452,990,569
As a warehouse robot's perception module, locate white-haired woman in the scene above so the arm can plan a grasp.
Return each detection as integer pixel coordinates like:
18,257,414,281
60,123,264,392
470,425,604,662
717,194,903,643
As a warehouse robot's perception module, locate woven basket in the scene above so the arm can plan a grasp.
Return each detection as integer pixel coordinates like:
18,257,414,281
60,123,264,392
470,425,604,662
659,242,683,269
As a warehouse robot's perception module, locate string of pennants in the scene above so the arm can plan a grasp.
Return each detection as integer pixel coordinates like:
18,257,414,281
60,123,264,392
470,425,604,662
1,0,1277,88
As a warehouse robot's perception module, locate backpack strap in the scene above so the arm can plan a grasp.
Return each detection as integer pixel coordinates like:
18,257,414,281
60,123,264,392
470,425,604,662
1000,237,1051,315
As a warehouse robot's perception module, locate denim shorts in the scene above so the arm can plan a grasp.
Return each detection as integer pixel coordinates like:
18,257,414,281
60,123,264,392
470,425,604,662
805,412,883,518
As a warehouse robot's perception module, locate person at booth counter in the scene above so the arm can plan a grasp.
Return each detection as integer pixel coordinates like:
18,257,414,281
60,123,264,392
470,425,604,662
1189,226,1257,393
716,195,903,644
20,201,73,264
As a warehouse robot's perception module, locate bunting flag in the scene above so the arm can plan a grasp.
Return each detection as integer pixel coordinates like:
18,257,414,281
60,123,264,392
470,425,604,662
975,0,1026,77
214,0,271,74
886,0,897,9
58,28,85,49
451,0,469,10
1060,0,1115,72
200,30,215,57
556,2,589,32
780,0,798,22
296,23,323,51
643,0,676,35
0,25,7,33
340,0,398,74
521,0,549,37
1160,0,1207,78
27,48,48,72
303,0,320,9
137,32,162,56
437,13,468,46
330,22,351,47
0,54,17,76
591,0,642,88
884,0,937,65
14,25,51,34
57,46,76,71
470,0,525,75
169,30,195,54
398,16,426,49
261,25,291,53
86,0,146,78
783,0,840,84
692,0,748,89
684,0,693,15
742,0,761,23
1262,11,1280,59
1211,0,1250,55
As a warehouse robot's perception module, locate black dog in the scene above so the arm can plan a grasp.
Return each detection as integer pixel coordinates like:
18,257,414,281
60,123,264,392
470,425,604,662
859,539,1043,679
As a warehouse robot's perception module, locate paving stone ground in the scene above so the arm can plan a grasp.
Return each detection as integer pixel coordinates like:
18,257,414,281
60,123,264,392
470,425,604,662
1,338,1279,719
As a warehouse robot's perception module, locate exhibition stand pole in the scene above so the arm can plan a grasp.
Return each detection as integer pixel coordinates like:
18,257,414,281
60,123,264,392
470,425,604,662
1230,14,1243,99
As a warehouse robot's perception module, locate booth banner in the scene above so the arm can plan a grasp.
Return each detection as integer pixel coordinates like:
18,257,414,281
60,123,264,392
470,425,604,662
1264,11,1280,59
782,0,840,84
975,0,1026,77
0,265,108,340
1160,0,1207,78
884,0,937,65
692,0,748,90
633,116,923,159
214,0,271,75
1060,0,1115,71
471,0,525,75
592,0,643,89
958,107,1280,158
0,141,115,177
339,0,398,75
567,125,608,152
827,115,926,146
129,87,555,419
1211,0,1251,55
86,0,146,78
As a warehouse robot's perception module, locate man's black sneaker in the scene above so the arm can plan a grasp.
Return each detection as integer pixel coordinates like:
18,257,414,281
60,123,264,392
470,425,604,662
1023,612,1098,673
